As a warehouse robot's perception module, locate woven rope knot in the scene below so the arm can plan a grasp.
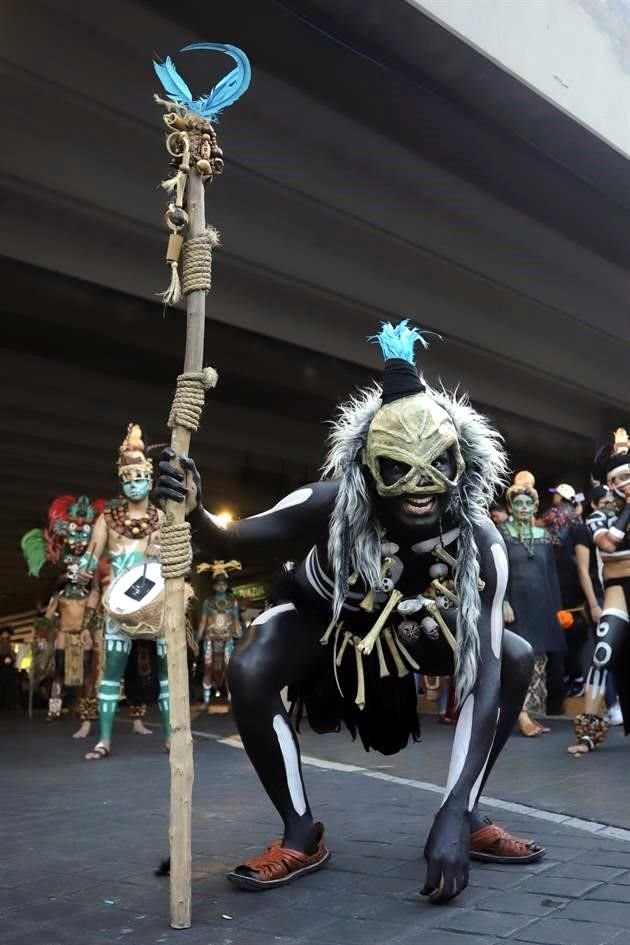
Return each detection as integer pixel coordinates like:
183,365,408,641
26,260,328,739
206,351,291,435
168,367,218,431
182,226,220,295
160,517,192,579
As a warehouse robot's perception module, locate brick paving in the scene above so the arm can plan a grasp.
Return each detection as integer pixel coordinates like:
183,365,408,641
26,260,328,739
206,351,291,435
1,711,629,945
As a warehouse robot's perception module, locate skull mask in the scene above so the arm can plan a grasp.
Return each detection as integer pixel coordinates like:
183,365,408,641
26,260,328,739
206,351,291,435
364,392,464,497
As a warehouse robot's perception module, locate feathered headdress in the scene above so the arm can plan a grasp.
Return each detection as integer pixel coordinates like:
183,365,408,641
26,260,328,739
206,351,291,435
322,320,507,705
196,560,242,580
21,529,46,578
118,423,152,478
21,494,105,576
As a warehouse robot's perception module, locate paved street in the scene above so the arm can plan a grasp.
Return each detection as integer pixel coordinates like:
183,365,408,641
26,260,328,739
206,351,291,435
2,710,630,945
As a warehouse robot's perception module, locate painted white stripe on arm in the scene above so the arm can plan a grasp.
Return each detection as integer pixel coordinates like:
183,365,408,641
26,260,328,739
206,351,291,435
248,488,313,519
252,603,297,626
490,543,508,659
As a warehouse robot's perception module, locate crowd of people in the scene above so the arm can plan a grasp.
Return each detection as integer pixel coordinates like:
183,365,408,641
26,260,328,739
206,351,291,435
6,428,630,766
485,437,630,755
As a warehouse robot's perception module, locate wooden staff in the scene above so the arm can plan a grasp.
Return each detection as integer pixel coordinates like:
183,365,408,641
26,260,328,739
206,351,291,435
153,43,251,930
163,166,204,930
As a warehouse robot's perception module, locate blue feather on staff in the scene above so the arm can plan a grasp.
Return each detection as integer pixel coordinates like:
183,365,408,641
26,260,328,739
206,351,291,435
153,43,251,119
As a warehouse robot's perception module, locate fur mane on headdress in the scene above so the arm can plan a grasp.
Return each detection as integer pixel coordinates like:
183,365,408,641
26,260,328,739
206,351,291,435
322,379,508,706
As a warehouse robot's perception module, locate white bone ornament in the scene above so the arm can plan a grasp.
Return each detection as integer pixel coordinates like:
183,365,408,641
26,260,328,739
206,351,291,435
421,616,440,640
398,596,424,615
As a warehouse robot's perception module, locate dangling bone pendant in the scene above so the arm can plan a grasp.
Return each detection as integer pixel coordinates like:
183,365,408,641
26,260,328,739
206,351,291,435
357,590,403,655
432,543,485,591
360,557,393,612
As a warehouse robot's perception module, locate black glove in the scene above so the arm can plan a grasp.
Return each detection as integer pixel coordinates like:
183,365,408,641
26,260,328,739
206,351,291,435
421,806,470,904
153,448,203,513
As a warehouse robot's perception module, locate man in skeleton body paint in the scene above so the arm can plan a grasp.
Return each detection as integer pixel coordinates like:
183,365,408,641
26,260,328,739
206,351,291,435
569,435,630,755
156,322,543,903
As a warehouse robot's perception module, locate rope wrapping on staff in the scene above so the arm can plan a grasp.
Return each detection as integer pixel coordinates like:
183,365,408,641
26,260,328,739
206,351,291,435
160,516,193,579
182,227,220,294
168,367,218,432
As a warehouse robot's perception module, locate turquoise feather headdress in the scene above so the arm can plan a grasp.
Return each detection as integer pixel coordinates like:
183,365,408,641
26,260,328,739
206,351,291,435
369,319,441,365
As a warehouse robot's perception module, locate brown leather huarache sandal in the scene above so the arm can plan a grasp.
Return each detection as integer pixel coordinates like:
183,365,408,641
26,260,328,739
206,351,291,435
227,822,330,890
470,820,545,864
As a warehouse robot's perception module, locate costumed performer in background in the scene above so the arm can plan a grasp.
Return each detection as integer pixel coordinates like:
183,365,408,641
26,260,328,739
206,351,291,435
197,560,243,712
21,494,105,735
80,424,170,760
569,430,630,755
157,321,543,904
500,473,565,736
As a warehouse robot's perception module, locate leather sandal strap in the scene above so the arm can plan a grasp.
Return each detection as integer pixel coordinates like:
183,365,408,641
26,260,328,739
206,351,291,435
241,843,314,882
239,823,327,882
470,823,535,857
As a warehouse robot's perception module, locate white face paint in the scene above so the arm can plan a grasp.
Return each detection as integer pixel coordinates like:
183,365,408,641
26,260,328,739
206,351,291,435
272,714,307,816
490,544,508,659
440,693,474,806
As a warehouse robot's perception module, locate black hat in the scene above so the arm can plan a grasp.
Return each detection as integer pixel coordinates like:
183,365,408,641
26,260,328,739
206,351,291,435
380,358,424,405
370,320,436,406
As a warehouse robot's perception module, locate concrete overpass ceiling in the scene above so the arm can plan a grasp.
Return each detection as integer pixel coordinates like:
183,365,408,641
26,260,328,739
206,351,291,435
1,0,629,614
235,0,630,263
